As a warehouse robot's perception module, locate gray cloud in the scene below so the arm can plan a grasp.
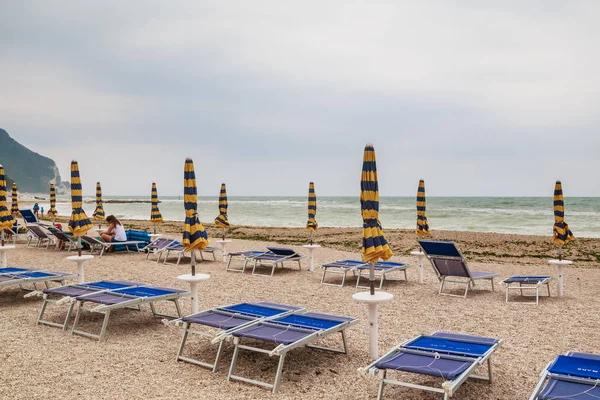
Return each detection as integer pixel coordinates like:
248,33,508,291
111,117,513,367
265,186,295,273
1,1,599,196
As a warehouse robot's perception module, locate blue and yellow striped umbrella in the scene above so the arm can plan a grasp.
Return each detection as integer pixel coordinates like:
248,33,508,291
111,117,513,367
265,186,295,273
214,183,230,240
553,180,574,258
151,183,163,225
306,182,318,243
360,144,393,294
183,158,209,274
416,179,430,237
68,161,93,239
47,184,58,218
11,183,19,217
93,182,105,222
0,165,15,245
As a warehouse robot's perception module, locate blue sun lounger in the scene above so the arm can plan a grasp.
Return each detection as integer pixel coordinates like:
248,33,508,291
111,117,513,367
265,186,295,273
251,247,304,277
361,332,502,399
69,284,189,341
227,311,358,393
175,302,303,372
158,242,217,265
355,261,411,289
503,276,552,305
225,250,267,273
320,259,368,287
37,280,146,330
419,240,499,297
529,351,600,399
0,267,76,291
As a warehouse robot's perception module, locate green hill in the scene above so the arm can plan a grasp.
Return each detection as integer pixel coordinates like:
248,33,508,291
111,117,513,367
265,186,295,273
0,128,62,193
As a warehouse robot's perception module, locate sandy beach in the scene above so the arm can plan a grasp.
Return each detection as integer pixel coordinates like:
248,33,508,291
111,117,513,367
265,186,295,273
1,223,600,399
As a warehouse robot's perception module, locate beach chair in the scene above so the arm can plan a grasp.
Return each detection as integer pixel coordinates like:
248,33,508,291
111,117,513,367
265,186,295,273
81,235,145,257
175,302,303,372
251,247,304,277
50,229,81,252
355,261,411,289
158,242,217,265
419,240,499,297
20,209,39,225
70,284,189,341
529,351,600,399
37,280,145,330
227,311,358,393
140,237,176,261
361,332,502,400
503,276,552,305
225,250,267,273
320,259,367,287
0,267,77,292
26,225,55,249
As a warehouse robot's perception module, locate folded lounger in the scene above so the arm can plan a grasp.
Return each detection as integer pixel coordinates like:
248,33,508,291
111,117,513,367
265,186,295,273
26,225,55,249
0,267,76,291
140,238,176,261
227,311,358,393
225,250,268,273
37,280,146,329
503,276,552,305
81,235,145,257
355,261,411,289
251,247,304,277
361,332,502,400
529,351,600,400
419,240,499,297
69,284,189,341
320,259,368,287
176,302,303,372
158,242,217,265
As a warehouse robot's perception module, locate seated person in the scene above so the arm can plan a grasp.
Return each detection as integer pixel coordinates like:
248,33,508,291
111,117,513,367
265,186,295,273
100,215,127,246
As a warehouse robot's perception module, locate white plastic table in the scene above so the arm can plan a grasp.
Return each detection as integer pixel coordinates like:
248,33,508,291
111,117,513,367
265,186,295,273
0,245,16,268
548,259,573,297
216,240,232,262
302,244,321,272
66,255,94,284
352,291,394,360
410,250,426,284
177,273,210,314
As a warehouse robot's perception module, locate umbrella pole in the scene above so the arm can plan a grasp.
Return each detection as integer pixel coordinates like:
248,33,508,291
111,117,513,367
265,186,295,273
369,261,375,295
153,224,157,234
309,231,313,246
78,237,82,257
191,250,196,276
1,230,5,247
558,245,563,261
222,228,225,241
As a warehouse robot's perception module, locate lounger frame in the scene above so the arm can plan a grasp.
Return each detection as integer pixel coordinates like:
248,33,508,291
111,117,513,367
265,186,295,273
251,253,303,277
82,235,144,257
355,262,411,289
320,260,365,287
26,225,54,249
141,238,176,261
0,269,76,291
175,302,302,372
159,246,216,265
362,333,502,400
225,251,266,273
227,313,358,393
503,276,552,305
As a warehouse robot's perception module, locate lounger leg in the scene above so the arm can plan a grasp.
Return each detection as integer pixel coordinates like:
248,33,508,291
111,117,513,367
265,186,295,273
320,268,327,284
270,263,275,277
463,283,469,298
341,330,348,353
176,323,190,361
71,301,83,334
176,252,182,266
404,269,408,281
439,278,445,295
98,310,112,341
64,301,77,330
227,340,241,382
377,371,386,400
379,273,384,289
272,354,287,393
100,246,105,257
547,283,551,297
356,269,363,288
491,278,495,291
297,260,301,271
37,298,50,325
341,270,346,287
213,340,225,373
487,357,493,383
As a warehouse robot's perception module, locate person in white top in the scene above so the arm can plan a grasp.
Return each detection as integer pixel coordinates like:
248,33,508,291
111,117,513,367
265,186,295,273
101,215,127,244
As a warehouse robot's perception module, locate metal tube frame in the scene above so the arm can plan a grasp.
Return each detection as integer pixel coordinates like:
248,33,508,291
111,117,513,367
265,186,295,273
355,265,410,289
320,265,359,287
504,278,551,305
251,255,303,277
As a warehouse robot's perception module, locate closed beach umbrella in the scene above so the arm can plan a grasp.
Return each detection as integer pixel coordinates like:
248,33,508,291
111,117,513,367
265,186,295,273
214,183,230,240
93,182,105,227
11,183,19,217
47,184,58,219
553,180,574,260
68,160,93,256
360,144,393,295
150,183,163,233
183,158,209,275
0,165,15,246
306,182,318,244
415,179,430,237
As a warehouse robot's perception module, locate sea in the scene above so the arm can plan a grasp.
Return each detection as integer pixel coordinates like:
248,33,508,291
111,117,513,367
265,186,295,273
46,196,600,238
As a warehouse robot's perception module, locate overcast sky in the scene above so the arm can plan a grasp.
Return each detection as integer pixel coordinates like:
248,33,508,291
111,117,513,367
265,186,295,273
1,1,598,196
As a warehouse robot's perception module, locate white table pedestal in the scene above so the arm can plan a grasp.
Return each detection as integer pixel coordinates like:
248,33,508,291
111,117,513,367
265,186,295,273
216,240,232,262
177,273,210,314
410,251,426,284
0,245,16,268
66,255,94,284
302,244,321,272
549,259,573,297
352,291,394,360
